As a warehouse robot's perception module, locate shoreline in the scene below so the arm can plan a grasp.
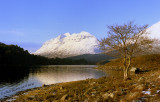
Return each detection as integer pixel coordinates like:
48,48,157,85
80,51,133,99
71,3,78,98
1,66,160,101
0,66,105,101
0,66,108,101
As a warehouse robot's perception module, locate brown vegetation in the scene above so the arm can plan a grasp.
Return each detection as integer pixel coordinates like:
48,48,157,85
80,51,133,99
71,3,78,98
99,21,157,80
101,54,160,71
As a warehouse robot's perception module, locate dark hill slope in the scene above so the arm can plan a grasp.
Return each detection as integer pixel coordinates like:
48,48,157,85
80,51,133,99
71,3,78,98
67,54,114,64
0,42,48,69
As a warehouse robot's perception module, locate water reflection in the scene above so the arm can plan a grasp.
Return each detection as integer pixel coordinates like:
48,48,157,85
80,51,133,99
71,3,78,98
0,69,29,86
32,66,104,85
0,65,106,99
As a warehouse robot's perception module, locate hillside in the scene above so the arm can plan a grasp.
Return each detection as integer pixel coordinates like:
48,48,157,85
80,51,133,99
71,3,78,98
67,54,114,64
0,42,48,69
101,54,160,70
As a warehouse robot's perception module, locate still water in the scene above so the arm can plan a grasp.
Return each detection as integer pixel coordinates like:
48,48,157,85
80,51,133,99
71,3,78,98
0,65,106,99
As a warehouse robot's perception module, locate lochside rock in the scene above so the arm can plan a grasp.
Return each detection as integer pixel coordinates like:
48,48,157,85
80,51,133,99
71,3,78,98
60,94,68,101
130,67,140,73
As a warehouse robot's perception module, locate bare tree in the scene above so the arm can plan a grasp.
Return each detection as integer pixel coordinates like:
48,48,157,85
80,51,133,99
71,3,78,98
99,21,156,80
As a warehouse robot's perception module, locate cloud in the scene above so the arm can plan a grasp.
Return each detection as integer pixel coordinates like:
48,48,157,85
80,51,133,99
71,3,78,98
0,30,25,36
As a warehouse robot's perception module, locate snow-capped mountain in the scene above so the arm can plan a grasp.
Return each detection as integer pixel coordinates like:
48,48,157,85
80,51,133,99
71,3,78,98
147,21,160,39
34,31,100,58
146,21,160,53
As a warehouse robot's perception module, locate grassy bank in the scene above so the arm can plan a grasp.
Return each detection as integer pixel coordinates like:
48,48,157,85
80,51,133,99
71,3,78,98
2,54,160,102
99,54,160,71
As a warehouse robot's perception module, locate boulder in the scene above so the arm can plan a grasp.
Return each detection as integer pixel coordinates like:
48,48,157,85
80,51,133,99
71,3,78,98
118,88,127,95
102,92,114,99
60,86,63,90
89,82,96,85
91,91,97,94
127,92,140,100
102,93,109,99
138,77,145,83
60,94,68,101
27,96,36,100
134,84,146,91
130,67,140,73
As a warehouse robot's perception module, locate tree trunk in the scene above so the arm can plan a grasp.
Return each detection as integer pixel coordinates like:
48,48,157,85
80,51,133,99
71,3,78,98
123,57,128,80
124,68,128,80
123,57,131,80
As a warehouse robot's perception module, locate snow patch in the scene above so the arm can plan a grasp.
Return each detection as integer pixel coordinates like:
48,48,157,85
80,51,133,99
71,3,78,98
147,21,160,39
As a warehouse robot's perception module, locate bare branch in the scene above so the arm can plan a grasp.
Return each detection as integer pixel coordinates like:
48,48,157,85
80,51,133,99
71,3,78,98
99,21,158,80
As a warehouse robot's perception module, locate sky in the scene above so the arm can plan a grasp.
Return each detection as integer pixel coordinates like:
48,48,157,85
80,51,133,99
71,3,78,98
0,0,160,52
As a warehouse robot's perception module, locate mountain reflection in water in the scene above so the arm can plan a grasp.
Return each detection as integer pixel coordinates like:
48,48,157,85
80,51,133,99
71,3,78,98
32,65,105,85
0,65,106,99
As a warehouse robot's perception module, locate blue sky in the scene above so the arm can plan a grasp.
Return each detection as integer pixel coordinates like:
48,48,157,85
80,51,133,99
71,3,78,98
0,0,160,52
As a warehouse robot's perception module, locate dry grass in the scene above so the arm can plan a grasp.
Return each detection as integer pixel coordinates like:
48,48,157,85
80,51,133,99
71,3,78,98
100,54,160,71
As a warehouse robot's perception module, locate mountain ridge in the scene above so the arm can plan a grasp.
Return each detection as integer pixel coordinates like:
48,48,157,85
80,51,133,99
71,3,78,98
34,31,100,58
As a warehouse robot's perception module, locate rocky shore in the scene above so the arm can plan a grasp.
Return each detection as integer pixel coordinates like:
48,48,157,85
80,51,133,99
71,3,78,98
1,66,160,102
